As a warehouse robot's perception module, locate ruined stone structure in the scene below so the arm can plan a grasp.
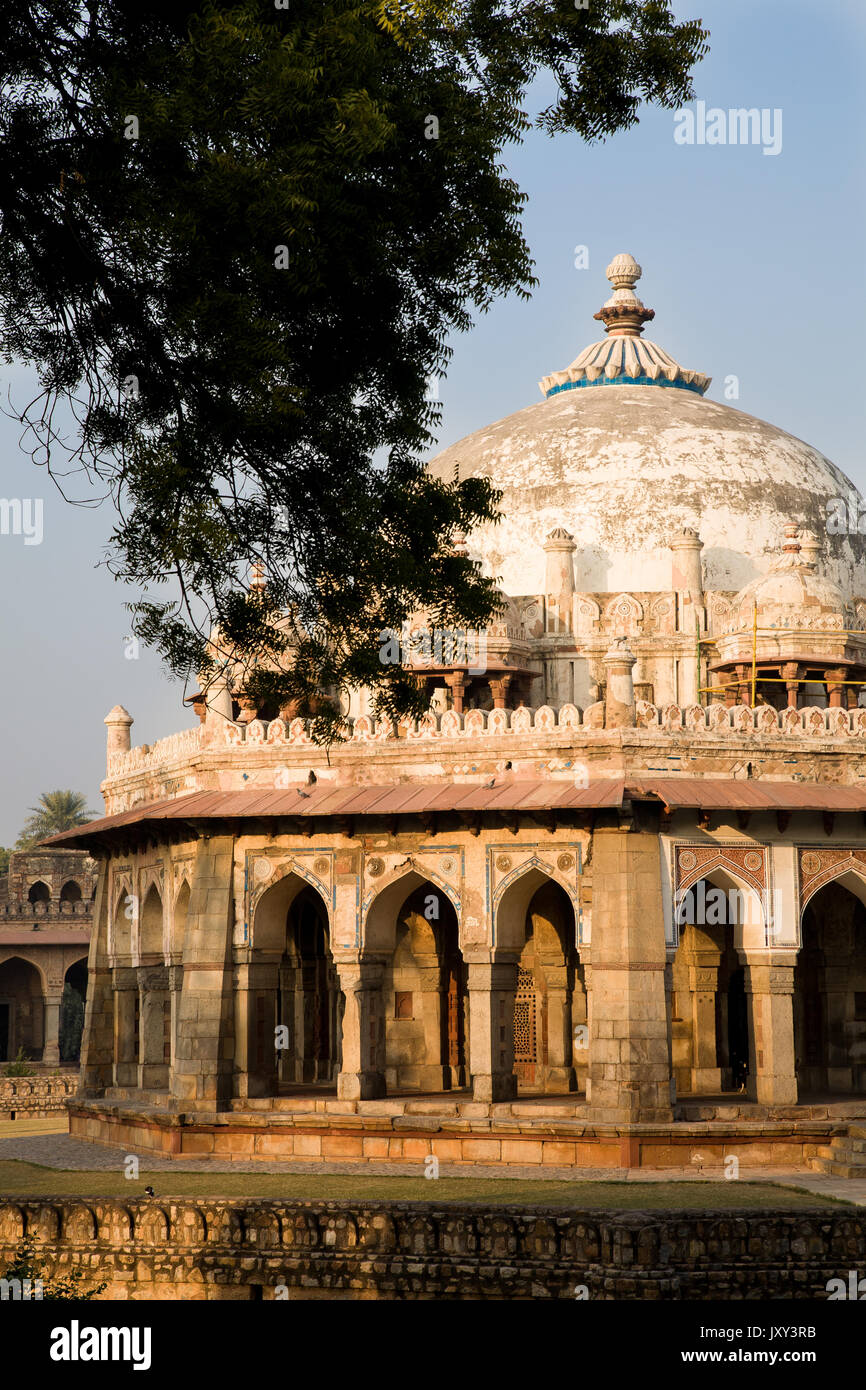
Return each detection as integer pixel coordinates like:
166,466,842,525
0,850,96,1065
53,254,866,1170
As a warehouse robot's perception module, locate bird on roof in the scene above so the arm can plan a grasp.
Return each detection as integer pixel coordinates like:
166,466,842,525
307,770,317,785
485,777,496,788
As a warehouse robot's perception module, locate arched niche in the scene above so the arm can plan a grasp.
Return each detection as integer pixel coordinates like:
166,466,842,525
60,880,82,904
27,881,50,905
139,884,164,959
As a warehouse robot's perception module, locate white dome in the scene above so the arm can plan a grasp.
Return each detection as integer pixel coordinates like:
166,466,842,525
429,386,866,596
429,255,866,599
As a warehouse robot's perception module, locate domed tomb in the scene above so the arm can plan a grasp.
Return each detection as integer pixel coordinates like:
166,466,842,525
429,255,866,598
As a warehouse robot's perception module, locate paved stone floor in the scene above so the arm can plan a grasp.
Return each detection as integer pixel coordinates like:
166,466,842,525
0,1123,864,1203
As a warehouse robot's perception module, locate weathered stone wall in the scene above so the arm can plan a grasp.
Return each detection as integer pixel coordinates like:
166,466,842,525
0,1073,79,1119
0,1198,862,1300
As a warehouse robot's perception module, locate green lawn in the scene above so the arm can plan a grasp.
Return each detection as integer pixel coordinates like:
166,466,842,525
0,1161,845,1208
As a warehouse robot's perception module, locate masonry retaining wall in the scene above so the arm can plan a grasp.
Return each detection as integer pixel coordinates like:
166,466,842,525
0,1074,79,1119
0,1198,862,1300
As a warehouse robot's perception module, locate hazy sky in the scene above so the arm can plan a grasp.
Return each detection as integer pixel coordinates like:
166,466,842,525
0,0,863,844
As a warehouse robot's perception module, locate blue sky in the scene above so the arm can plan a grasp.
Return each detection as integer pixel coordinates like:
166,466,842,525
0,0,863,844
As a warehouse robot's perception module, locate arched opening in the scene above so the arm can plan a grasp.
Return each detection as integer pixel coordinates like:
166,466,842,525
139,884,164,960
60,958,88,1064
27,881,50,905
60,880,82,904
495,870,581,1095
0,957,45,1062
795,874,866,1096
113,890,133,963
245,873,343,1097
382,882,467,1093
281,887,342,1086
672,873,760,1096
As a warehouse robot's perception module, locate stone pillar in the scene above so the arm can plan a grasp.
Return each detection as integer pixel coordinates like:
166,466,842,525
670,527,704,599
488,674,513,709
171,836,236,1109
687,958,722,1092
444,673,467,715
543,529,576,635
79,869,115,1093
671,529,704,705
602,640,637,729
782,662,801,709
335,956,386,1099
826,669,846,709
741,954,797,1105
138,968,169,1090
466,955,518,1102
585,824,673,1122
112,972,138,1088
42,991,62,1065
542,961,576,1091
232,958,279,1099
168,965,183,1079
104,705,133,774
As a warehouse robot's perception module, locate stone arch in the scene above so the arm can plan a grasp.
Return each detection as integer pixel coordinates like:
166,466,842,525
800,860,866,919
494,860,577,951
139,883,164,959
672,875,751,1095
494,867,581,1094
380,878,467,1093
251,866,330,954
364,867,460,953
0,955,46,1063
676,859,766,952
795,877,866,1095
60,956,88,1064
59,879,82,904
27,880,50,905
112,888,133,962
244,873,341,1095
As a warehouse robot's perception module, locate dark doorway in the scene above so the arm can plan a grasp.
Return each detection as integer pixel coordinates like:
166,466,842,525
0,1003,9,1062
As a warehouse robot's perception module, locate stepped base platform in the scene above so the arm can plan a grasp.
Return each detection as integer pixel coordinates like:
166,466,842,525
67,1090,866,1171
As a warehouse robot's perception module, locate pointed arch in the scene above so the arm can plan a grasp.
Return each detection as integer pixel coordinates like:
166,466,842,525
139,882,164,958
252,868,330,954
494,859,578,951
364,867,460,953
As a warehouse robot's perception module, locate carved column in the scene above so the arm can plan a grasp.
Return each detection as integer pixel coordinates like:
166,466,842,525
741,953,797,1105
465,954,519,1102
334,956,386,1099
42,991,62,1066
782,662,801,709
826,669,846,709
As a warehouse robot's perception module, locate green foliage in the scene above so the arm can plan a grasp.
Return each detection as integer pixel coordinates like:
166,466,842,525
2,1238,108,1301
0,1,707,725
15,791,96,849
3,1047,34,1077
0,847,9,877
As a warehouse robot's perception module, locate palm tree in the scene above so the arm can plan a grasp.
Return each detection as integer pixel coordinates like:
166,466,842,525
15,790,96,848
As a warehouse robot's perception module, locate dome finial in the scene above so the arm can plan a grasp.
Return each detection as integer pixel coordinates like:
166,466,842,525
594,252,655,338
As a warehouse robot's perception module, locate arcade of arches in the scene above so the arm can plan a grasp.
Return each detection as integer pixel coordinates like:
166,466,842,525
672,874,866,1101
235,871,583,1099
71,830,866,1130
